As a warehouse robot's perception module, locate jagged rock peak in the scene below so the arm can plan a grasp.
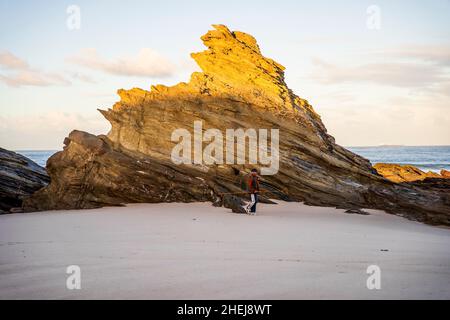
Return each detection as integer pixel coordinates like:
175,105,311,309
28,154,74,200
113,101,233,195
191,24,286,92
189,24,319,118
100,24,330,156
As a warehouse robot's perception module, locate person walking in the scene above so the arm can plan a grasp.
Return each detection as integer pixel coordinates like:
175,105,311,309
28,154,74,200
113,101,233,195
246,169,260,215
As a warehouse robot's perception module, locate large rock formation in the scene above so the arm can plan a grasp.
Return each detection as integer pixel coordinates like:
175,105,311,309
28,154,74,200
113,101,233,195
24,25,450,225
0,148,49,213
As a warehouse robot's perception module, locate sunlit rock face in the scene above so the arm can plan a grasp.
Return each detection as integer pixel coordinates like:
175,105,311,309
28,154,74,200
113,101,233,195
100,25,335,158
374,163,443,183
24,25,449,225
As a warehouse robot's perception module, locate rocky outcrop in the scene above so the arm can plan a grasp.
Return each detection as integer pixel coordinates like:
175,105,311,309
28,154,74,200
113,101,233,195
406,177,450,191
24,25,450,225
441,169,450,179
373,163,443,183
0,148,49,213
23,130,217,210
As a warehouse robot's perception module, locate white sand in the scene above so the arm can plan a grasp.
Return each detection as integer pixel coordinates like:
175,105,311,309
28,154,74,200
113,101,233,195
0,201,449,300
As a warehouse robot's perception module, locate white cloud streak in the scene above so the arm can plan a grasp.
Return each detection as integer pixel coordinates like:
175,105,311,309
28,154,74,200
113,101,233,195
67,48,176,78
0,112,110,150
0,52,29,70
311,58,446,88
310,44,450,88
0,51,71,87
376,44,450,66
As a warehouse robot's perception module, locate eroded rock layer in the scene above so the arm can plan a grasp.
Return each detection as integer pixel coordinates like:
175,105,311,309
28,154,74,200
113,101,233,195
24,25,450,225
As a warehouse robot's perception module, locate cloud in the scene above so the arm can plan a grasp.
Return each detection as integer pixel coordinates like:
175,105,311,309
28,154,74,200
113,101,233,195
377,44,450,67
67,48,175,78
316,98,450,147
0,51,71,87
68,71,97,84
301,43,450,146
311,58,445,88
0,71,71,87
430,81,450,97
310,44,450,89
0,51,29,70
0,111,110,150
297,35,350,45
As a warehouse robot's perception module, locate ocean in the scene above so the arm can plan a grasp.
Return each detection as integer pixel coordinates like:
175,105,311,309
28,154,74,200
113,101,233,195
16,150,59,167
16,146,450,173
347,146,450,173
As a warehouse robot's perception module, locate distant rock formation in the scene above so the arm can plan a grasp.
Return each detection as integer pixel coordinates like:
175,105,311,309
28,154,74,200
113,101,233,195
0,148,49,213
373,163,443,183
23,25,450,225
441,169,450,179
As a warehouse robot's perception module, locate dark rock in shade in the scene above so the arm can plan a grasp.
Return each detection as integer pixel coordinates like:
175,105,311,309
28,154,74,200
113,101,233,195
23,25,450,226
0,147,49,213
222,194,247,214
345,209,370,215
403,178,450,191
24,131,217,211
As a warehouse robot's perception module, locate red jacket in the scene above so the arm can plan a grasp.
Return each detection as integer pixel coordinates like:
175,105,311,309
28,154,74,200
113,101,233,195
248,175,260,194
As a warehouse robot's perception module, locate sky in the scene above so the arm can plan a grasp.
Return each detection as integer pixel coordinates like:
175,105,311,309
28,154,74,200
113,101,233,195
0,0,449,149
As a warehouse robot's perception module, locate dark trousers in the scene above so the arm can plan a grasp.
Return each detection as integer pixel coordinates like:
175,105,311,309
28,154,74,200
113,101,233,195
249,193,258,213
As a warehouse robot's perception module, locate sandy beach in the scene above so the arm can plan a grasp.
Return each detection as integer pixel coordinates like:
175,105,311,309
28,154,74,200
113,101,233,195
0,201,449,299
